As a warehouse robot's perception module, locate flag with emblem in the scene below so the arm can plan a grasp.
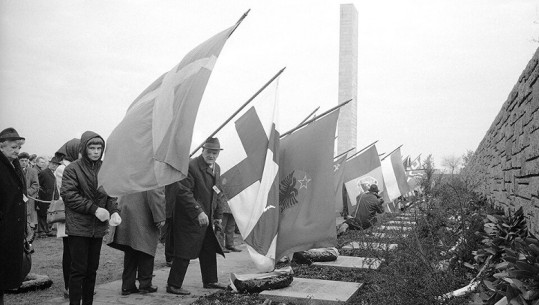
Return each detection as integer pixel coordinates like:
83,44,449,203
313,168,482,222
343,145,391,213
381,146,410,202
406,154,423,192
218,77,280,272
99,20,243,196
276,111,339,260
333,155,347,215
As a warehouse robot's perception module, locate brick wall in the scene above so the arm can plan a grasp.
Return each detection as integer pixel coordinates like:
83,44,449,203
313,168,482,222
464,48,539,234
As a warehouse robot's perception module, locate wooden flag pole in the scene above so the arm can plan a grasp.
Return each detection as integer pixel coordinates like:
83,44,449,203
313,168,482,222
297,106,320,127
334,147,355,160
345,140,379,160
190,67,286,156
280,99,352,138
380,144,403,161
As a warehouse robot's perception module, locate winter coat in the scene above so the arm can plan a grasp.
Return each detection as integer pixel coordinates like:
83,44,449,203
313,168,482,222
108,188,166,256
0,152,27,290
61,131,118,238
23,166,39,226
37,168,58,217
170,155,224,259
353,191,384,227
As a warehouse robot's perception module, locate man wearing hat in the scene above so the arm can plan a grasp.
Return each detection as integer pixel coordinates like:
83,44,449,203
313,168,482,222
166,137,227,295
19,151,40,234
337,184,385,234
37,156,62,237
0,128,27,301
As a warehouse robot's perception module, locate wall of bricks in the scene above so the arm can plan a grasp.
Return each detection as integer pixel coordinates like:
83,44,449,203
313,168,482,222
465,48,539,234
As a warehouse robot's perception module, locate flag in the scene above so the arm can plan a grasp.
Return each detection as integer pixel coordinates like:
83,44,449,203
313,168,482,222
99,24,238,196
218,78,280,272
333,155,347,215
406,154,423,192
343,145,389,212
381,147,410,202
403,155,411,170
276,111,339,260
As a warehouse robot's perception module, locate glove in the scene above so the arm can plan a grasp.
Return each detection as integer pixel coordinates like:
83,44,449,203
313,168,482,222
95,207,110,222
197,212,209,227
213,219,223,231
155,221,165,230
109,212,122,226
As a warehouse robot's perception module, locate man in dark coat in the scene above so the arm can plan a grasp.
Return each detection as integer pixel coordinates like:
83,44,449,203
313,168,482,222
166,138,226,295
19,152,39,232
61,131,120,305
0,128,27,302
337,184,385,234
37,156,61,237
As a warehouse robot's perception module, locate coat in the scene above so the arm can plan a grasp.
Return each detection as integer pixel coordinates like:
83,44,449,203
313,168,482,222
171,155,224,259
353,191,384,227
23,166,39,226
108,188,166,256
61,131,118,238
0,152,27,290
37,168,58,217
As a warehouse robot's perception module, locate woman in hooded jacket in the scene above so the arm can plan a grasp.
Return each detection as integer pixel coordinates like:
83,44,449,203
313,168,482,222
54,137,80,298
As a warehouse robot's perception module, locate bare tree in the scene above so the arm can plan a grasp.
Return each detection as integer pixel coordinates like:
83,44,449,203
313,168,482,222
442,155,462,176
461,149,474,169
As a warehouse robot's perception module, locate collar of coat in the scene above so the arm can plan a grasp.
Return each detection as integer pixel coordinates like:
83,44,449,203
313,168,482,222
196,155,216,177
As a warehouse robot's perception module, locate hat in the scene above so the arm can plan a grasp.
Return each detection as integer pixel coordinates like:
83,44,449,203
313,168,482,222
202,137,223,151
49,156,62,164
18,152,30,160
369,184,379,193
0,127,25,142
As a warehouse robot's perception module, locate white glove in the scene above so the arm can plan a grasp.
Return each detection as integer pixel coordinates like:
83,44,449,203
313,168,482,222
109,212,122,226
95,207,110,222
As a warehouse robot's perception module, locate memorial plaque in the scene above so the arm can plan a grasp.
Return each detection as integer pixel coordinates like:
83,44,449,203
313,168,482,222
372,232,408,239
380,225,412,231
260,277,362,305
342,241,398,251
312,255,383,270
387,220,415,226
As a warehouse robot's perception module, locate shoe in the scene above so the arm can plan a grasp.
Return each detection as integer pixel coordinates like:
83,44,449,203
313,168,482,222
222,248,230,253
121,287,139,295
226,246,241,252
203,282,228,290
166,285,190,295
166,260,173,267
139,285,158,294
47,232,56,237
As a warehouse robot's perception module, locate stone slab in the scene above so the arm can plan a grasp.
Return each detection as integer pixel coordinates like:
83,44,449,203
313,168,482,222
372,232,408,239
380,225,412,231
342,241,398,251
386,220,416,226
312,255,382,270
260,277,362,305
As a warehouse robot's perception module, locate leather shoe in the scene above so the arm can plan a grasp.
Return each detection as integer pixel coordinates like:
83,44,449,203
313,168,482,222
222,248,230,253
121,287,139,295
203,282,228,290
139,285,158,294
166,285,190,295
226,246,242,252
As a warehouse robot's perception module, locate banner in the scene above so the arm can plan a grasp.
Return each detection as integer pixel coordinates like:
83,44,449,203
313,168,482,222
333,155,347,215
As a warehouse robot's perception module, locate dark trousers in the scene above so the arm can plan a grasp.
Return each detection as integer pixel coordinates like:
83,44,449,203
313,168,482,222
163,217,174,262
68,236,102,305
37,214,50,234
167,227,218,288
63,237,71,290
122,248,154,290
219,213,236,248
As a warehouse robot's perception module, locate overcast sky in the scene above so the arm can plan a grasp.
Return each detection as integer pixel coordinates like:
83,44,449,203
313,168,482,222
1,0,538,169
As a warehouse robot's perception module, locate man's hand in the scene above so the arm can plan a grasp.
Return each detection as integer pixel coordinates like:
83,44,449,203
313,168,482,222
197,212,209,227
213,219,223,231
155,221,165,230
95,207,110,222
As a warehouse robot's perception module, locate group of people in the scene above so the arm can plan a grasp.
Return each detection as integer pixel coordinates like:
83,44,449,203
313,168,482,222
1,127,241,305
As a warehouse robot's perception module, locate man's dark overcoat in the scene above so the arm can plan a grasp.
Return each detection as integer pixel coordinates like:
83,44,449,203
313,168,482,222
171,155,224,259
37,167,58,217
0,152,27,290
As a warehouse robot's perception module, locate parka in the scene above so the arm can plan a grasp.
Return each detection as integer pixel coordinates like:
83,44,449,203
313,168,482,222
61,131,118,238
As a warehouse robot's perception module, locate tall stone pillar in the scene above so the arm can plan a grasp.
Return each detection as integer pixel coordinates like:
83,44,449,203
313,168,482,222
337,3,358,155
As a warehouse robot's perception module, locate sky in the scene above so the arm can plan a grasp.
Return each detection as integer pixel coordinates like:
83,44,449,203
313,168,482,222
1,0,538,170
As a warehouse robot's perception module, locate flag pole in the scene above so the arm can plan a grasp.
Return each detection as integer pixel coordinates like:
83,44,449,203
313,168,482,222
334,147,355,160
380,144,403,161
345,140,379,160
296,106,320,127
280,99,352,138
190,67,286,156
228,9,250,38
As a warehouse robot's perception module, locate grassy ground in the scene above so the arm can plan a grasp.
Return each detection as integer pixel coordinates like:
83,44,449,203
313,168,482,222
4,233,168,305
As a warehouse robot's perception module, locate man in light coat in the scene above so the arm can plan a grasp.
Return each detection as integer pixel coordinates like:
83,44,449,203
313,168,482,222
166,137,226,295
108,188,166,295
19,152,39,233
